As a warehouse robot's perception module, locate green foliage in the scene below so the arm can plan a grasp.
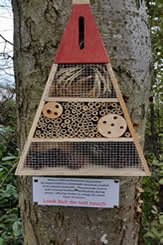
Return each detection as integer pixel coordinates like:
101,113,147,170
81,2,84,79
140,155,163,245
145,0,163,158
0,98,16,128
0,98,17,156
0,152,23,245
140,1,163,244
0,99,23,245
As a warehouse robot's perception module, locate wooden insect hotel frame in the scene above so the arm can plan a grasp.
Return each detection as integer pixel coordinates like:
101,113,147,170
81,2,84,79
16,0,151,176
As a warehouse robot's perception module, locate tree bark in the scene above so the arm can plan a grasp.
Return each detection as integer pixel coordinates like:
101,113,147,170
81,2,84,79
13,0,152,244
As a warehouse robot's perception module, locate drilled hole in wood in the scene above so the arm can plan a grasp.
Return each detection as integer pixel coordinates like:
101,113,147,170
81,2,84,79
54,112,58,116
47,110,51,114
111,123,115,126
103,121,107,124
113,116,117,120
55,105,59,109
120,126,124,129
108,131,111,134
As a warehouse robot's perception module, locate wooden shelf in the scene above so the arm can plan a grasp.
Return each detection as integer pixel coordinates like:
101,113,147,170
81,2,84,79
32,137,133,142
16,167,148,176
46,97,119,102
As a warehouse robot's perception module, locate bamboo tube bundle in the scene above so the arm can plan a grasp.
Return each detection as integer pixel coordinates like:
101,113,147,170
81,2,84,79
45,118,51,124
89,132,95,138
111,109,117,114
106,109,112,114
88,102,95,108
65,109,71,115
92,111,98,116
64,119,71,125
82,119,88,125
111,103,117,108
61,114,67,120
75,104,82,111
47,123,53,129
64,103,70,110
100,104,107,113
116,107,122,112
35,130,41,137
39,133,45,139
88,121,94,127
69,133,74,138
61,123,66,128
52,132,57,138
116,104,121,110
66,114,73,120
82,105,89,111
92,116,99,122
55,117,62,124
40,126,46,132
68,127,73,134
36,123,42,129
89,107,95,113
83,124,89,130
78,133,85,138
33,97,133,140
74,131,79,136
99,110,106,116
39,115,45,122
71,121,77,128
60,129,67,136
117,110,123,115
85,112,92,119
81,113,87,119
94,102,101,108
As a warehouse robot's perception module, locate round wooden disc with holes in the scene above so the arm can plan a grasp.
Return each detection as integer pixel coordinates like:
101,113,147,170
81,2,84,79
43,102,63,119
97,114,127,138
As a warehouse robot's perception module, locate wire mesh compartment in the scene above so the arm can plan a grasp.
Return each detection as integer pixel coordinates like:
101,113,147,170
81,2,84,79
49,64,116,98
24,141,143,170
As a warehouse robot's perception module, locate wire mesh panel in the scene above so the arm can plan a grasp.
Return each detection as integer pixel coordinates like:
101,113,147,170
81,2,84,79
24,141,143,170
49,64,116,98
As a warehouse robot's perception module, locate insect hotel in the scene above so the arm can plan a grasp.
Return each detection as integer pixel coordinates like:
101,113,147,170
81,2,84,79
16,0,151,176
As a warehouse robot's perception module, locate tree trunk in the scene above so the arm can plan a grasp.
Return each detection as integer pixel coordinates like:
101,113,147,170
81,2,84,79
13,0,152,244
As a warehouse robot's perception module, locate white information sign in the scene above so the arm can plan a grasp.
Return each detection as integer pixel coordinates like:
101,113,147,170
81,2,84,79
32,177,120,208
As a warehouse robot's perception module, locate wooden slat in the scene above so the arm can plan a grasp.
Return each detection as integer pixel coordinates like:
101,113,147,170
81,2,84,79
32,137,134,143
106,63,151,176
16,167,147,176
72,0,90,4
46,97,118,102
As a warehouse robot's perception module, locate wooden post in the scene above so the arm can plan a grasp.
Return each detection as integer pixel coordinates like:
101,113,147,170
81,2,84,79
72,0,90,4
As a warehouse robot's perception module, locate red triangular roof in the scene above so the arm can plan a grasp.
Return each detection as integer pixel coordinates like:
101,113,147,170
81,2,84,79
54,4,109,63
